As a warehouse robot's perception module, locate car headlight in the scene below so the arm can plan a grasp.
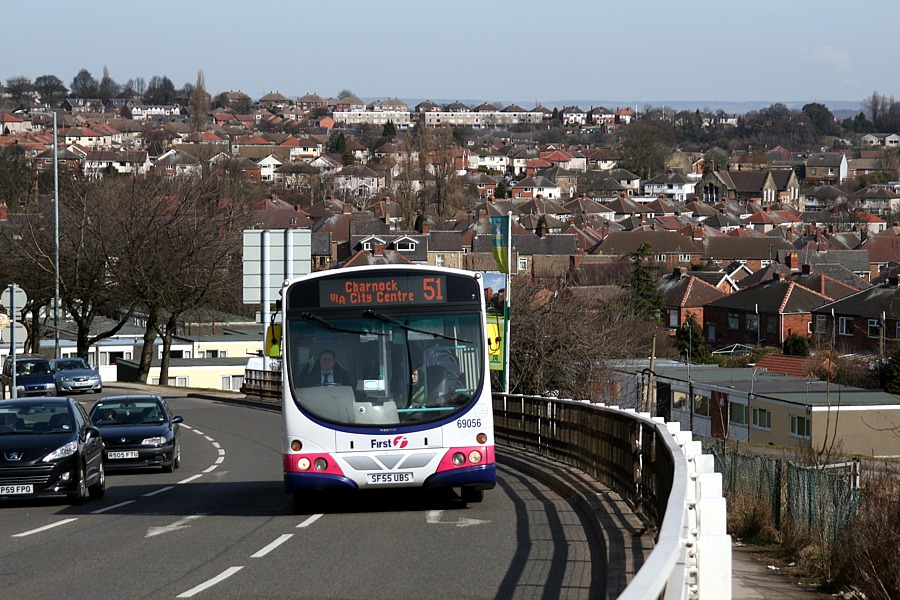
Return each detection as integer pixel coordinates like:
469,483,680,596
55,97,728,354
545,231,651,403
61,376,73,382
141,436,166,446
43,441,77,462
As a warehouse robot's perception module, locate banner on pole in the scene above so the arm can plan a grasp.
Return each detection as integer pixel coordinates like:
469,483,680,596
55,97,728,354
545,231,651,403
490,215,510,274
486,313,504,371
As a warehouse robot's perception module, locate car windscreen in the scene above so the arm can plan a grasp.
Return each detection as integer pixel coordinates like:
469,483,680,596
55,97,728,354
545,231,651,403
91,401,165,425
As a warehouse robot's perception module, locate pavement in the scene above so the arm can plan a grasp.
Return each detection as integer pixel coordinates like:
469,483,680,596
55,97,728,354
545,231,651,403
107,382,832,599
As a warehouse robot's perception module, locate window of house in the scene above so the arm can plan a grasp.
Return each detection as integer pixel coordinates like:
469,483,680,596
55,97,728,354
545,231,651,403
435,254,445,267
760,260,771,266
693,395,710,416
222,375,243,391
362,241,372,251
730,403,749,425
790,415,811,438
395,241,415,251
868,319,880,338
839,317,853,336
816,314,827,333
752,407,772,430
727,312,739,330
672,391,688,410
668,310,679,328
766,317,777,336
746,314,759,332
656,254,666,262
678,254,691,262
518,257,528,272
707,323,716,342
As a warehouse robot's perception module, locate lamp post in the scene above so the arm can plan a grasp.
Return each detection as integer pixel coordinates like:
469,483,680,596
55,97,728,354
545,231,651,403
53,111,60,359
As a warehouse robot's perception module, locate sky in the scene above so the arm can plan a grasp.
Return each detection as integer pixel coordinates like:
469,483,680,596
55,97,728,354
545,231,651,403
5,0,900,111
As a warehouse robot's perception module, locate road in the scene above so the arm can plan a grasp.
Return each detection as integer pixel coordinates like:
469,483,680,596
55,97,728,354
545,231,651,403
1,393,612,599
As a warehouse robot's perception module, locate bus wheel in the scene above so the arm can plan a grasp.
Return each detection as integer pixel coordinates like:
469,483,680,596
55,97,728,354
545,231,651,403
460,487,484,503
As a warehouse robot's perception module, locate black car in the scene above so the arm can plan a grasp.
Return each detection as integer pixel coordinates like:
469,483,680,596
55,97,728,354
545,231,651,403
0,397,106,503
1,354,57,397
89,395,183,472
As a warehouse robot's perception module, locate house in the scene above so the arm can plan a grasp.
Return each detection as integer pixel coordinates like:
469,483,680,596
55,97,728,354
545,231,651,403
256,153,283,182
812,278,900,354
805,153,848,185
154,149,202,179
657,267,726,333
860,133,900,148
83,149,151,179
703,274,831,348
614,361,900,457
510,176,561,200
333,165,386,203
643,172,698,202
597,230,704,269
702,236,794,271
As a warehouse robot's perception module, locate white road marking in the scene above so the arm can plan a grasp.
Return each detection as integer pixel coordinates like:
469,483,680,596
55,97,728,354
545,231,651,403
296,514,323,528
178,474,203,484
426,509,490,527
12,518,78,538
251,534,293,558
203,464,218,473
146,514,205,538
177,566,243,598
91,500,134,514
144,486,174,497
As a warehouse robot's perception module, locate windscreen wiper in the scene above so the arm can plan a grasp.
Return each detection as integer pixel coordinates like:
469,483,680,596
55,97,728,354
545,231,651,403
300,312,385,335
361,309,471,344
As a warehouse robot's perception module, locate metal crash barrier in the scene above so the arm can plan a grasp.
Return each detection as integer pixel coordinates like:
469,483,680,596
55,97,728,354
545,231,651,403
494,394,731,600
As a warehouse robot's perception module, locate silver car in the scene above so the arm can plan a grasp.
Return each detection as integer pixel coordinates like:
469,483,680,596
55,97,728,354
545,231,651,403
49,358,103,394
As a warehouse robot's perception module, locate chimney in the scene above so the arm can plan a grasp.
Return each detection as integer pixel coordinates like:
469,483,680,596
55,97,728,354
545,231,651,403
786,252,798,268
343,203,352,214
772,272,781,281
422,223,431,234
801,264,811,275
374,243,383,256
0,201,7,221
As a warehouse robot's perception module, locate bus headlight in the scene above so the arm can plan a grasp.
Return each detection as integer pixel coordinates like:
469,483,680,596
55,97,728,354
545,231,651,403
314,458,328,471
451,452,466,466
297,457,311,471
476,432,487,444
468,450,482,464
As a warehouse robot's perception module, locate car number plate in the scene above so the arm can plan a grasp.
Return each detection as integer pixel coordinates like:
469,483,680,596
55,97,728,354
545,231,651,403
367,472,413,485
108,451,139,459
0,484,33,495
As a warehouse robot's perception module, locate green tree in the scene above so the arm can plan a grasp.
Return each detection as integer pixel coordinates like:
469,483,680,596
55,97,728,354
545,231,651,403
382,120,397,138
675,314,711,363
70,68,98,98
0,146,35,207
622,242,665,322
495,178,508,200
802,102,840,137
620,122,668,179
783,333,810,356
97,66,121,102
880,346,900,394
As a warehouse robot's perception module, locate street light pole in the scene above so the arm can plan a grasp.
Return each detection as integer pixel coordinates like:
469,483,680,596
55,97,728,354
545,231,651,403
53,111,60,359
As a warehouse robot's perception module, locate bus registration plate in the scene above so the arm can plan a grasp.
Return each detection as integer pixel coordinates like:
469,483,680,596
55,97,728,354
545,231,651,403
367,472,413,485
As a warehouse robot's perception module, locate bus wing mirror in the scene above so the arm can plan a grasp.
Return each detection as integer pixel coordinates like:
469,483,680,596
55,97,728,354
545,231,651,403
265,324,282,358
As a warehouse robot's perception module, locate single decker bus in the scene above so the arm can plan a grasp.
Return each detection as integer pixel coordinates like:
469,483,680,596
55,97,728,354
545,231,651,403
275,265,495,506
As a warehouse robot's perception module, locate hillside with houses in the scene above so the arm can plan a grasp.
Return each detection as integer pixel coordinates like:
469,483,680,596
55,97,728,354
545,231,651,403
4,82,900,390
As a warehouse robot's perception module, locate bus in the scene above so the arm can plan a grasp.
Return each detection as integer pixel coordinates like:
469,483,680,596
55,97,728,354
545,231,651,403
274,265,495,506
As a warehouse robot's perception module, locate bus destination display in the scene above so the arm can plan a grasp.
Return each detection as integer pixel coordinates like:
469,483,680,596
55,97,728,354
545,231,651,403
319,275,447,307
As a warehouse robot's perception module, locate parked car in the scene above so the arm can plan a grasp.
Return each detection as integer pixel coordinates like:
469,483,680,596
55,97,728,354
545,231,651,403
1,355,56,397
0,397,106,503
88,395,183,472
49,357,102,394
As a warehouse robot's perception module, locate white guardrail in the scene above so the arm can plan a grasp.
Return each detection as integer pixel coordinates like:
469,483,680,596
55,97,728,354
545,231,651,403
493,395,732,599
620,411,732,600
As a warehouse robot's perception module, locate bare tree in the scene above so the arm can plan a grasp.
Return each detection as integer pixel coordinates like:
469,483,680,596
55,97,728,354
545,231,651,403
189,70,211,132
110,175,252,383
508,277,658,401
